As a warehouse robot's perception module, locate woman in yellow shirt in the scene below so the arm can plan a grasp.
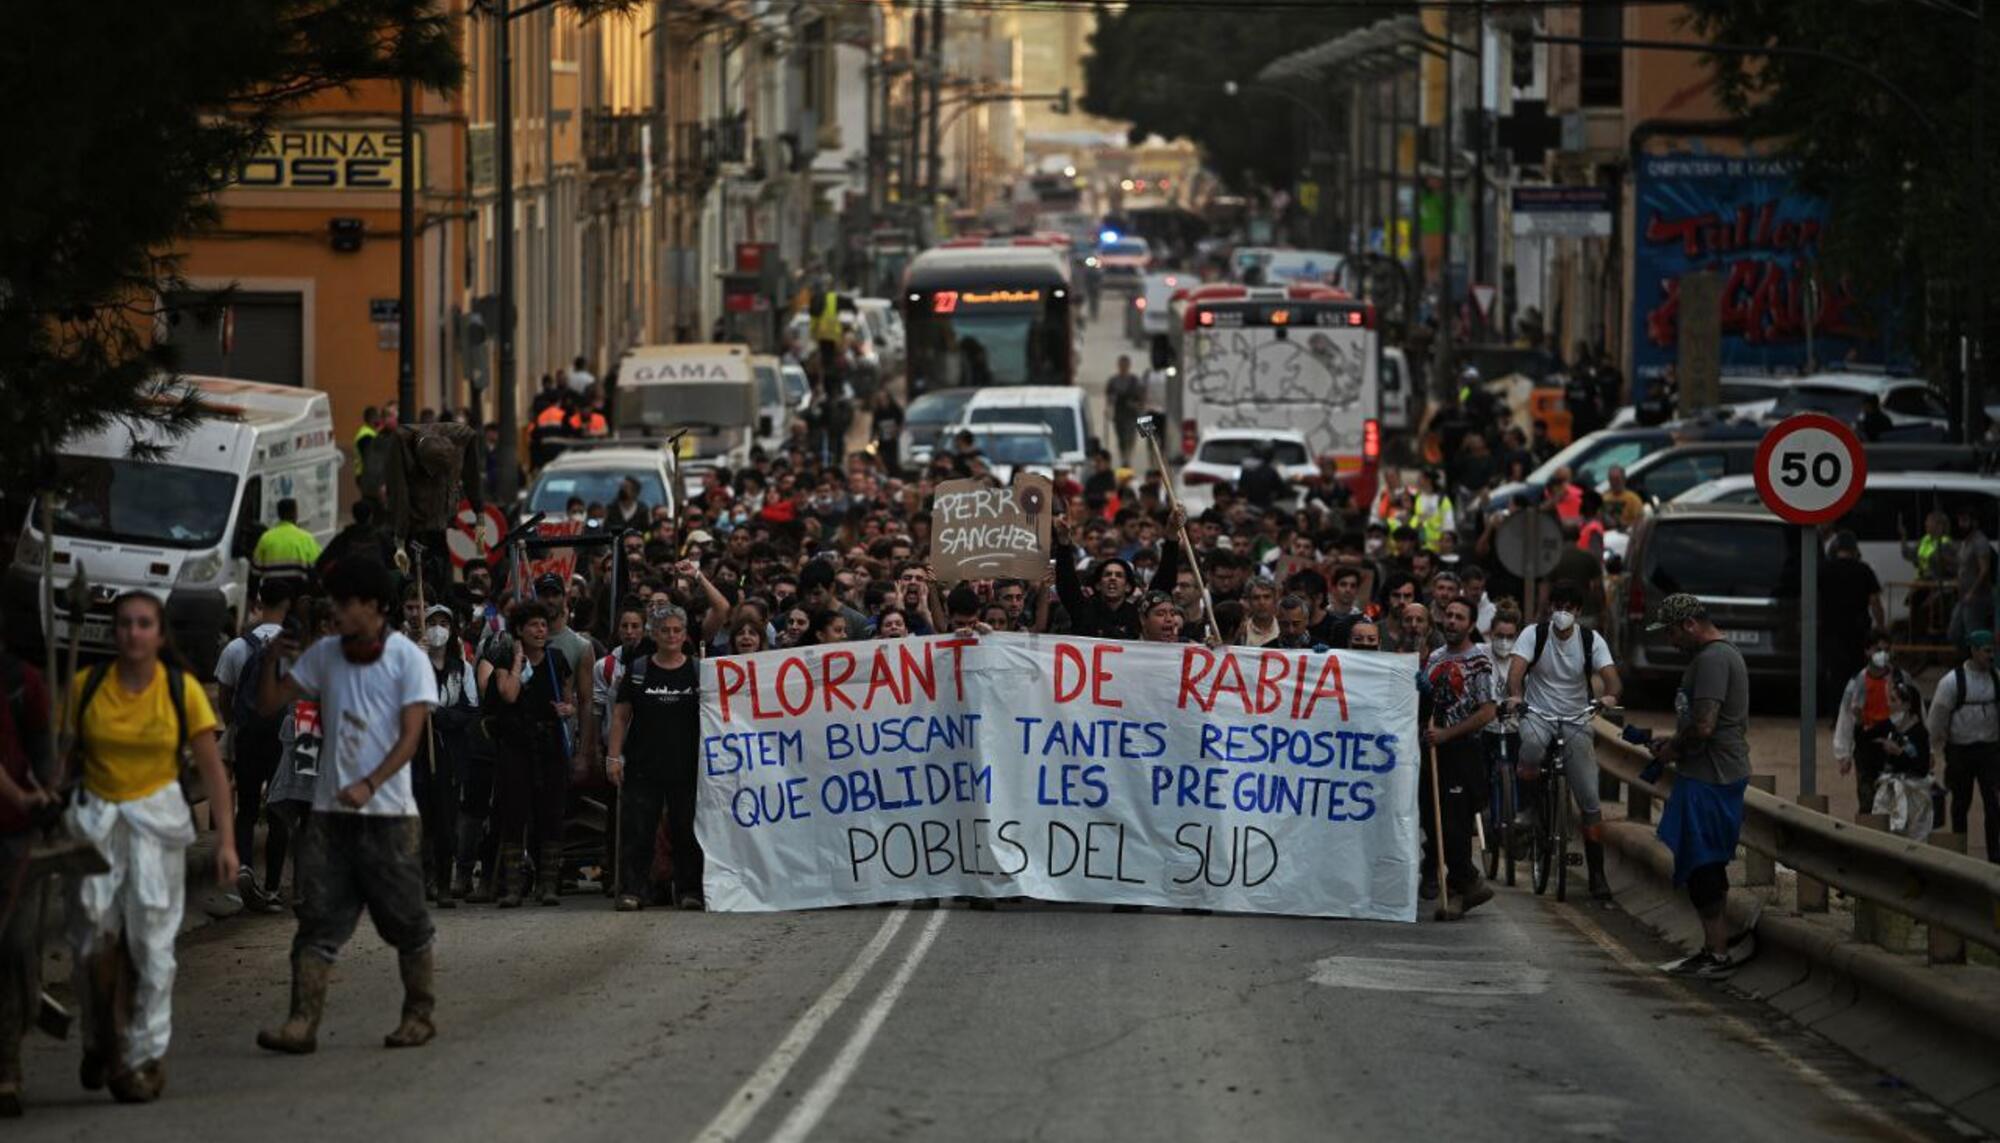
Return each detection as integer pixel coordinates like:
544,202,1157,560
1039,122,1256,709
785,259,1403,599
66,591,236,1105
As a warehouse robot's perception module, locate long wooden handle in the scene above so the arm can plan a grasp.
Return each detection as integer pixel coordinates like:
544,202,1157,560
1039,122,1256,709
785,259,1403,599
1140,427,1223,645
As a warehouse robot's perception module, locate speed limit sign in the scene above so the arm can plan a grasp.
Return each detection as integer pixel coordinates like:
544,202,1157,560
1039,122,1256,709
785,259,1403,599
1752,413,1867,525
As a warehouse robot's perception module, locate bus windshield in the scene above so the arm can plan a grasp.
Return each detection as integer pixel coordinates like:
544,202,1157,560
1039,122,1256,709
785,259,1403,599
909,306,1068,387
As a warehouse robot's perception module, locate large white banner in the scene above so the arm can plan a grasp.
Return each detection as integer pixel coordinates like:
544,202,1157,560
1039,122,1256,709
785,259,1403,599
696,634,1422,922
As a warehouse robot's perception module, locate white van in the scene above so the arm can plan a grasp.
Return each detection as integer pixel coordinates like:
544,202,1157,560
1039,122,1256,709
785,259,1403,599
955,386,1097,470
1675,470,2000,627
614,344,759,499
5,376,342,678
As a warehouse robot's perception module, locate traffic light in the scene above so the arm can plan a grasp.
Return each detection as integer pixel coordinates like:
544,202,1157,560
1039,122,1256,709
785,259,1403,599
1511,34,1535,90
460,296,498,391
1053,86,1072,115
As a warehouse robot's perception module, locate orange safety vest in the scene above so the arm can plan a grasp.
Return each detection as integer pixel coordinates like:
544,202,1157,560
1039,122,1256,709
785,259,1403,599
567,410,608,437
535,405,567,430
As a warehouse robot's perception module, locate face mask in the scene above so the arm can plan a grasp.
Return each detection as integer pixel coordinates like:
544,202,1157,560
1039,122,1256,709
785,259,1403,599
1871,650,1891,670
1365,537,1385,555
569,511,587,523
1550,609,1577,633
1491,637,1514,659
425,625,451,650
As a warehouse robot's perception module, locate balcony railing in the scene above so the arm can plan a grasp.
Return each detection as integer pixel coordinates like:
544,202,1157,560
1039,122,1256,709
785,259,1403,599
583,111,658,175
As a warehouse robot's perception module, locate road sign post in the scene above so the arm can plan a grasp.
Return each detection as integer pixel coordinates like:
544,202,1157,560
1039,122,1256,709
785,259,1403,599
1753,414,1867,799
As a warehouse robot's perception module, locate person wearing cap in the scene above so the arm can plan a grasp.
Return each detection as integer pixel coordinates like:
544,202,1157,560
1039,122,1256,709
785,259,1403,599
1644,593,1753,979
1834,629,1928,816
1820,529,1884,719
1926,629,2000,865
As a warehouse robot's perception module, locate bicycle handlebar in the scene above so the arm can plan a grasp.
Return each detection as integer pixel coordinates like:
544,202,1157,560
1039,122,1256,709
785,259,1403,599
1513,700,1619,726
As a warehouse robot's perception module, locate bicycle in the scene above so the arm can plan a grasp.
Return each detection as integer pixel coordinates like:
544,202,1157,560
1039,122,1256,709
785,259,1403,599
1480,729,1520,887
1515,702,1613,902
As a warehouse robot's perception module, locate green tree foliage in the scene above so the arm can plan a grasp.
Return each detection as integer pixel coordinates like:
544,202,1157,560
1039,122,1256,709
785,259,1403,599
1683,0,1998,389
1082,1,1383,190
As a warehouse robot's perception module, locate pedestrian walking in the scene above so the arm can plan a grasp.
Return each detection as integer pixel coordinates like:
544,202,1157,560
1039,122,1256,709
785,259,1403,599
477,600,576,907
606,605,704,912
1422,598,1497,915
255,556,439,1055
0,614,52,1118
1926,629,2000,864
1106,355,1144,468
418,605,479,908
66,591,239,1101
216,578,296,913
1645,594,1753,979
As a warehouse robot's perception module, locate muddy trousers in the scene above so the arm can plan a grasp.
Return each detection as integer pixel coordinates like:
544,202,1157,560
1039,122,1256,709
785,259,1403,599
292,814,435,966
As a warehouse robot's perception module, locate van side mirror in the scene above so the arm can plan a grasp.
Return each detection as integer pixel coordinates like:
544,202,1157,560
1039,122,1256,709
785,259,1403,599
232,523,265,560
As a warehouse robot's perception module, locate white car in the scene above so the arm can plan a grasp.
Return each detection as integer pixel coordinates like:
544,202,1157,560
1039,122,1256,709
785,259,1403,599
940,422,1060,484
526,445,680,523
1763,372,1949,436
1131,270,1189,344
956,386,1097,469
855,297,906,376
1606,375,1789,428
1180,428,1317,494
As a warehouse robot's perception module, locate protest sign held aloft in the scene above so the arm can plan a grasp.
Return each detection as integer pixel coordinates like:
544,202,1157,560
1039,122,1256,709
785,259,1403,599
696,634,1422,921
931,474,1054,585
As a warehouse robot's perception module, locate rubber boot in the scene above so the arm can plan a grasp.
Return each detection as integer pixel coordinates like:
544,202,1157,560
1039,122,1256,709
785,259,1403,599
451,817,481,900
0,999,22,1118
78,940,125,1092
1585,841,1613,901
383,948,436,1048
256,954,330,1055
108,1059,163,1103
495,843,526,908
536,844,563,906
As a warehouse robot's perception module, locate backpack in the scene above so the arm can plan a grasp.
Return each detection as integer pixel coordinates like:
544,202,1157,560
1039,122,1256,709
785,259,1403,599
1950,663,2000,713
73,661,195,801
1526,621,1598,675
229,632,285,745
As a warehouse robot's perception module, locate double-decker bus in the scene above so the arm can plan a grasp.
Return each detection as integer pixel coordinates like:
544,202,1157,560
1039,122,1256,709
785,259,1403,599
1169,283,1383,503
903,243,1075,393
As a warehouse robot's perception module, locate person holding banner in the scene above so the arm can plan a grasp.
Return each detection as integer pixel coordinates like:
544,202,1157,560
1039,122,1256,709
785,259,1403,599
1422,598,1497,914
605,605,704,913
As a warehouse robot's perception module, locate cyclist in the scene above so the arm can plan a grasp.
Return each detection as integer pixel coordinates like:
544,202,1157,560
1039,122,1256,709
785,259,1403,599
1504,580,1622,901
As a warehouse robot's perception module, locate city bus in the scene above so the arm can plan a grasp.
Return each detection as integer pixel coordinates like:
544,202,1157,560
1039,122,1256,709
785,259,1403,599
903,244,1075,393
1168,283,1383,504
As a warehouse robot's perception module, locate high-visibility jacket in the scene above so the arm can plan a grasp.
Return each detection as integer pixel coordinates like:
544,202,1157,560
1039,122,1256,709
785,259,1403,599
1916,534,1946,579
353,424,378,480
534,405,567,430
567,410,608,437
810,292,842,343
1409,493,1455,547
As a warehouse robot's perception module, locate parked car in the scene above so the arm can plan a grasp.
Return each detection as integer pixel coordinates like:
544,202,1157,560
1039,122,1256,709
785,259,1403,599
1606,375,1790,428
898,387,976,472
1764,372,1950,440
1627,440,1990,509
940,422,1060,484
1674,469,2000,632
956,385,1098,470
1614,503,1801,684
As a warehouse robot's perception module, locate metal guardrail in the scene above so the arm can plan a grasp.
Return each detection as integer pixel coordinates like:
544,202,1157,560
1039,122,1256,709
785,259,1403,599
1593,724,2000,960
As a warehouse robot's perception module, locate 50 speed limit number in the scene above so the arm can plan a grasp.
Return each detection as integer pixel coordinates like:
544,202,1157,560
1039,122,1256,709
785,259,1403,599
1752,413,1867,525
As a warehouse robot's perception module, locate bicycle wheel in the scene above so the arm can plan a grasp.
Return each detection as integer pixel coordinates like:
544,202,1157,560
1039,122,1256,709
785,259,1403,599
1501,765,1518,888
1552,769,1570,903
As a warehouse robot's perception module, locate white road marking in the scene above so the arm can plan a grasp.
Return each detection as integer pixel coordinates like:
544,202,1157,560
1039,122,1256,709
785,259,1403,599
1552,903,1930,1143
1308,955,1551,995
766,908,951,1143
692,907,913,1143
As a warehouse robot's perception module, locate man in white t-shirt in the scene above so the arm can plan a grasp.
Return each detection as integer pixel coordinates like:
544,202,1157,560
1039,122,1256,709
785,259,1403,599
253,555,440,1056
1504,580,1622,900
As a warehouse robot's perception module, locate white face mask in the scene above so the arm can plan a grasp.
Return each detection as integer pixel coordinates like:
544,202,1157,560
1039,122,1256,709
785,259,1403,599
568,511,587,523
1550,609,1577,633
1870,650,1891,670
1490,637,1514,660
425,625,451,650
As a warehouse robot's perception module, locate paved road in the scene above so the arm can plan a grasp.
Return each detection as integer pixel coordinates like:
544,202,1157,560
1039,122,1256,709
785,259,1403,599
12,888,1965,1142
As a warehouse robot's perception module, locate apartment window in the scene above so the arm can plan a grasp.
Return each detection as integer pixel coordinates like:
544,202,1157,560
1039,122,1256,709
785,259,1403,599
1579,1,1623,108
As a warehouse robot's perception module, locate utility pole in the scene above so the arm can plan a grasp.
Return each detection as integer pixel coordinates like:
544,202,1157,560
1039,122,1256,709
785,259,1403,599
1471,0,1487,339
926,0,944,205
495,1,521,502
398,76,417,425
1433,14,1456,398
908,8,925,207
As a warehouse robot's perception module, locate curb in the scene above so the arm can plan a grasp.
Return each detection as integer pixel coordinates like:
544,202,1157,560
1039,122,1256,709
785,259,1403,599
1600,818,2000,1132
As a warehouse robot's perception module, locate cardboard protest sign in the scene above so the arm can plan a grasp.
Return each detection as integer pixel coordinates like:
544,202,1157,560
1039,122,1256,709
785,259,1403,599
528,518,586,583
696,634,1422,921
930,474,1054,584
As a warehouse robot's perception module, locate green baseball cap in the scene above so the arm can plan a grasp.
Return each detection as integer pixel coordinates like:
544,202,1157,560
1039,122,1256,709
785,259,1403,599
1645,593,1708,632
